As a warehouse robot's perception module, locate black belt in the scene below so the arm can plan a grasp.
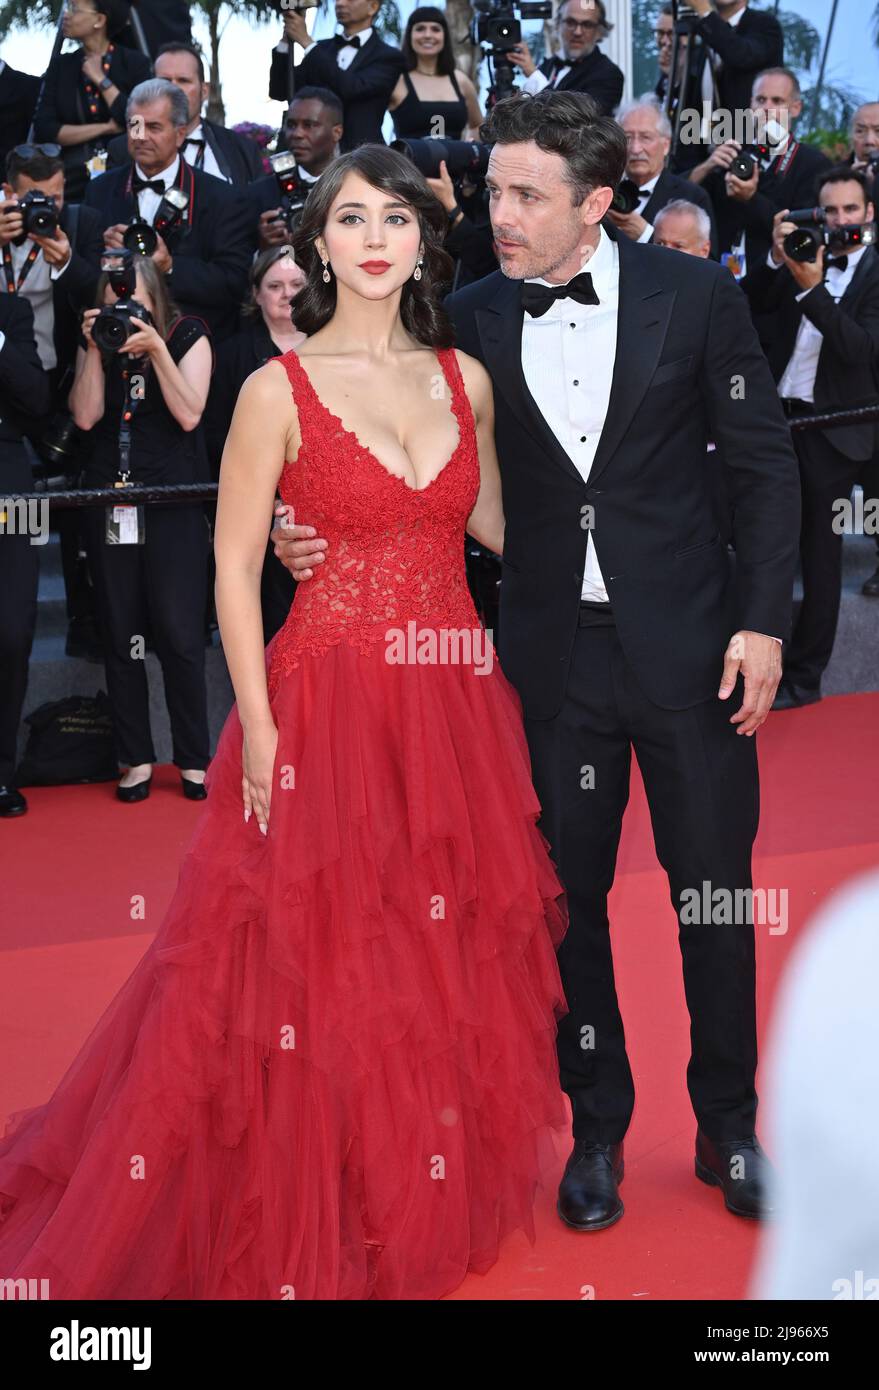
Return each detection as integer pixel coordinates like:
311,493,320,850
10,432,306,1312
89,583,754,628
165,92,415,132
579,599,615,627
781,397,815,417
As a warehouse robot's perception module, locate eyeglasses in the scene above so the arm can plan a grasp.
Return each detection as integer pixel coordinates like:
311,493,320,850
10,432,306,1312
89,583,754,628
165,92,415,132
12,143,62,158
560,19,600,33
653,29,674,45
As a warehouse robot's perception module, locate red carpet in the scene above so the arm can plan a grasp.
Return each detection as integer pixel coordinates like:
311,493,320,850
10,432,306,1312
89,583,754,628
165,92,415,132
2,692,877,1300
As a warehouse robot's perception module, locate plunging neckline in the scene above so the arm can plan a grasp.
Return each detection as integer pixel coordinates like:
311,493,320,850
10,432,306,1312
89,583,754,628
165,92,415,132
284,347,463,495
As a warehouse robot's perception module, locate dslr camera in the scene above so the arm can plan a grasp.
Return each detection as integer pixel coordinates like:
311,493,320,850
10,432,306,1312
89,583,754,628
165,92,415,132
269,151,310,233
610,177,641,215
729,119,790,181
123,187,190,256
92,248,153,352
782,208,875,262
470,0,553,99
12,189,59,244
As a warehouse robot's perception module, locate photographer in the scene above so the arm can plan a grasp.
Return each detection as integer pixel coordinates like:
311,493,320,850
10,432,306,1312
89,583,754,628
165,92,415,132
507,0,623,116
69,254,213,801
31,0,151,201
691,67,831,280
676,0,783,158
249,89,343,253
607,97,717,256
269,0,404,150
0,294,51,819
85,79,253,343
742,168,879,710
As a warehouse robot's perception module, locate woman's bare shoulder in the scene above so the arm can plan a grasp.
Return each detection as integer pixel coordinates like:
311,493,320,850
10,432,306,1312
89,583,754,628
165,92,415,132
452,348,493,414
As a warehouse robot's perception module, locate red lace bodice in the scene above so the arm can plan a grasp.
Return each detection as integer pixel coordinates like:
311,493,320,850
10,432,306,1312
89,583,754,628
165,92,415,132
266,345,482,697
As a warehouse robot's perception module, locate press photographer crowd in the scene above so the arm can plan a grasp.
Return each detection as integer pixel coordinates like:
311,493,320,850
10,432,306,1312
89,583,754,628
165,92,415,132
0,0,877,818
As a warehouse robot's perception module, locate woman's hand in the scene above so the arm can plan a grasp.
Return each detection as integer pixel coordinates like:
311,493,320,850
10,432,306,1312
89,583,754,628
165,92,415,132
81,53,105,86
119,319,165,359
242,719,279,835
81,307,104,353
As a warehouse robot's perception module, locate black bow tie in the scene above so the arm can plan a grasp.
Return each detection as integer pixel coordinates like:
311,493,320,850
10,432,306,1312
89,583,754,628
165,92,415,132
183,136,205,149
825,254,850,273
132,175,166,194
333,32,361,48
521,271,600,318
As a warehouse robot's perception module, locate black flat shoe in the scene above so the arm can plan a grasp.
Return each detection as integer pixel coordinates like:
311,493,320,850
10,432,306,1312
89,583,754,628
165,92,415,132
772,679,822,711
557,1139,624,1231
181,775,207,801
0,785,28,817
695,1130,775,1219
116,775,152,803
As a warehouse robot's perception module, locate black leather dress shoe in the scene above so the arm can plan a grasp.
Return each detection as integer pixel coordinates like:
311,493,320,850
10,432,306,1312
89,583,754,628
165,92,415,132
116,775,152,803
862,566,879,597
557,1140,624,1231
181,775,207,801
0,785,27,817
772,679,822,711
695,1131,775,1218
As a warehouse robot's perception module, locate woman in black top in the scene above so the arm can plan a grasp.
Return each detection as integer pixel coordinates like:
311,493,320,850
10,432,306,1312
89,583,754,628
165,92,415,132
205,247,306,643
33,0,151,201
70,255,214,803
388,7,482,143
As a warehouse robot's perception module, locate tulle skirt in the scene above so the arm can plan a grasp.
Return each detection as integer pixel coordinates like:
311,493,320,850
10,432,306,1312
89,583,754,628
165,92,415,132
0,629,569,1299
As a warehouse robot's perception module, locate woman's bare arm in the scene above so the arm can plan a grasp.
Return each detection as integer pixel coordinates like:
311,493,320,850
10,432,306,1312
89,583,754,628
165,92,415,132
458,350,504,556
214,360,297,733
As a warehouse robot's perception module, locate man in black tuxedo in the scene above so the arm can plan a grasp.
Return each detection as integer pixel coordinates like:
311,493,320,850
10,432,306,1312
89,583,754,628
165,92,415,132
250,88,343,253
269,0,404,151
107,44,263,187
85,79,252,342
0,293,51,818
273,91,801,1229
743,169,879,709
844,103,879,598
606,96,717,258
0,58,41,173
507,0,624,117
689,67,831,283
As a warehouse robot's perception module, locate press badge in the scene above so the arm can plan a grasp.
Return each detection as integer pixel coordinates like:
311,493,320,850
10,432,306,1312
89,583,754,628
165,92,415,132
105,503,146,544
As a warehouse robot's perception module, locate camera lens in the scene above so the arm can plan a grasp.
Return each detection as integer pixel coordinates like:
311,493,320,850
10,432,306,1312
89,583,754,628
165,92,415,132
783,228,820,262
92,309,130,352
123,223,157,257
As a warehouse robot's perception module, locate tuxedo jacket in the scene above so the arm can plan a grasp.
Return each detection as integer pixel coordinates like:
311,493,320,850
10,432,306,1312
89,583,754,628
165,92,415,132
710,141,833,270
533,46,624,117
636,167,719,259
0,63,41,172
83,162,253,342
742,250,879,461
445,224,800,719
106,120,264,188
269,35,405,150
0,294,51,448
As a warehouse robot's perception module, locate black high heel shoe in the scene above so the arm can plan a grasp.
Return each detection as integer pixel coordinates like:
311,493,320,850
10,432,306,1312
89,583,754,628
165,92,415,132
181,774,207,801
116,774,152,803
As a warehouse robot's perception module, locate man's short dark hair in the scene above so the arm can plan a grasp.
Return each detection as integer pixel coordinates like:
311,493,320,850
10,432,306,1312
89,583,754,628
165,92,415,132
816,164,871,208
6,148,65,185
156,42,207,85
287,87,344,125
480,90,628,205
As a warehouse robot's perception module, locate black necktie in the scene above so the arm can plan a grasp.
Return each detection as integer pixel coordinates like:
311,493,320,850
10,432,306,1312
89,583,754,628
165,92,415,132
132,175,165,194
521,271,600,318
825,255,849,273
333,32,361,48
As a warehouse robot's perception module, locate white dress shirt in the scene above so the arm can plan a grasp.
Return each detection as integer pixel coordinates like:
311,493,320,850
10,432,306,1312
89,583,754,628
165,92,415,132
774,245,866,402
521,224,619,602
181,121,225,182
0,237,71,371
276,26,372,71
523,49,574,96
133,155,180,226
632,173,660,244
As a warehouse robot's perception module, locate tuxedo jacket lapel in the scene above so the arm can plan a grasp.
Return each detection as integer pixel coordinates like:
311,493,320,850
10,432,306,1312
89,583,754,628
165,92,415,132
205,123,232,182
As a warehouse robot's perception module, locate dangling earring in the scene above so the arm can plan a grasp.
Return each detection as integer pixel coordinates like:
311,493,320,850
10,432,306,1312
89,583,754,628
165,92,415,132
320,255,331,284
413,256,423,282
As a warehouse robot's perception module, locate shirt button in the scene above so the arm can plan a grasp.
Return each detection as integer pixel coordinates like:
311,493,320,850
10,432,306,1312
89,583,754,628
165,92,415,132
569,322,576,328
580,435,587,442
573,379,579,385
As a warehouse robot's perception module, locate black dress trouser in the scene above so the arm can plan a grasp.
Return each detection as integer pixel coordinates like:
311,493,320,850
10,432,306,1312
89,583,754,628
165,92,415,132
0,450,40,786
524,609,760,1146
80,493,211,770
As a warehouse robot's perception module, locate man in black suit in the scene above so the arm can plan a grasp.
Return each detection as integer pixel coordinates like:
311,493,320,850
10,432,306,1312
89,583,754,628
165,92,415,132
107,44,263,187
250,88,343,253
269,0,404,151
0,58,41,173
743,168,879,709
507,0,624,117
0,293,51,818
273,91,801,1228
606,96,718,258
85,79,252,342
688,67,831,283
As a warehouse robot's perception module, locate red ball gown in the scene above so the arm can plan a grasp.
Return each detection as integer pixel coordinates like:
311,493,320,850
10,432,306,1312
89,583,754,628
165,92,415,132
0,346,569,1299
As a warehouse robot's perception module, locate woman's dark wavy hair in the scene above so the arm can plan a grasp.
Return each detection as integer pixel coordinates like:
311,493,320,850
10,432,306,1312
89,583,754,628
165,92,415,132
401,7,456,77
289,144,456,348
480,90,627,204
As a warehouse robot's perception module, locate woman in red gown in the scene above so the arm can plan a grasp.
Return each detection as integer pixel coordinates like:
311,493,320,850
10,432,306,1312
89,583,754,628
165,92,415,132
0,147,569,1300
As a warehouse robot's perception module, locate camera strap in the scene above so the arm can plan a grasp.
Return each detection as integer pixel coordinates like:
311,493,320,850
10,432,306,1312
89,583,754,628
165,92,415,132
81,44,115,119
115,358,152,485
2,240,40,293
768,139,799,183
